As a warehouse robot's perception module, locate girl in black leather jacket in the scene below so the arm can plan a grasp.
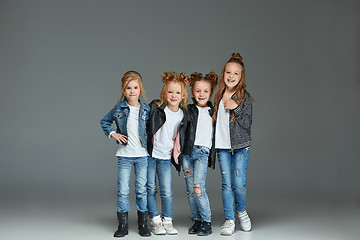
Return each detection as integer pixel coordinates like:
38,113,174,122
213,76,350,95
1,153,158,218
146,72,190,235
182,72,218,236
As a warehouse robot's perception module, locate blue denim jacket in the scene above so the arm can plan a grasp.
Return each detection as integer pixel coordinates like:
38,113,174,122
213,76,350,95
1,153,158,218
100,99,150,148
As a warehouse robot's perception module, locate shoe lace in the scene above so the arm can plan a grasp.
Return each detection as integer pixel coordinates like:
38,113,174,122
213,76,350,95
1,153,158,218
239,211,250,222
152,221,162,228
221,220,234,229
163,221,173,228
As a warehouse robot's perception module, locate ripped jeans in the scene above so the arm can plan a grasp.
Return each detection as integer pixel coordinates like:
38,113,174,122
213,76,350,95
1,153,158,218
217,148,249,221
182,145,211,222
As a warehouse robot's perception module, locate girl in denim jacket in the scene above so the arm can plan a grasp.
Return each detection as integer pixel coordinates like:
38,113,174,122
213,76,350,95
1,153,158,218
182,72,218,236
100,71,151,237
213,53,253,235
146,72,190,235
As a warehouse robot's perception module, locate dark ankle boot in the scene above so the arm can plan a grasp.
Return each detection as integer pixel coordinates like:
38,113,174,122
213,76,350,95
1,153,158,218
114,212,128,237
137,211,151,237
188,220,202,234
197,221,212,236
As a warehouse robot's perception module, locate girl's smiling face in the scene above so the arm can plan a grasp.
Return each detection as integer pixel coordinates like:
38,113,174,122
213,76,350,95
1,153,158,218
166,82,184,109
192,80,211,107
223,62,242,90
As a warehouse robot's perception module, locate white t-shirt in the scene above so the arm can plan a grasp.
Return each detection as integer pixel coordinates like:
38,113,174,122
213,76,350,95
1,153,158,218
215,100,231,149
116,106,148,157
194,106,213,149
152,106,183,159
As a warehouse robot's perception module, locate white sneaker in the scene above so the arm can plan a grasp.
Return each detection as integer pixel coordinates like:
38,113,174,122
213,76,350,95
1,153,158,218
162,217,178,235
150,215,166,235
221,220,235,236
237,210,252,231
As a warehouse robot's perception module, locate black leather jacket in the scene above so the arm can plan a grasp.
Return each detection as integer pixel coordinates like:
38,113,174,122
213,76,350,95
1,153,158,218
146,100,191,172
185,99,216,169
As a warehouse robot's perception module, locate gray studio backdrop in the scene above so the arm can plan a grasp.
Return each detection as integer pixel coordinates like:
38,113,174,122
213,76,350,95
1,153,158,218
1,0,359,219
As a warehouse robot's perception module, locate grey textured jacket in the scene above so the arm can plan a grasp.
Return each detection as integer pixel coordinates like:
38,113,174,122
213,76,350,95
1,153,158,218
214,92,252,150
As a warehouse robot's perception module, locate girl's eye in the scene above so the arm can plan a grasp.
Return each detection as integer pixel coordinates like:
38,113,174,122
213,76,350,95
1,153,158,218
235,73,238,75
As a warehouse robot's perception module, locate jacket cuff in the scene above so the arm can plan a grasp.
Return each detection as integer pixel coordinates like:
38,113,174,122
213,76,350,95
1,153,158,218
109,131,116,139
233,104,242,116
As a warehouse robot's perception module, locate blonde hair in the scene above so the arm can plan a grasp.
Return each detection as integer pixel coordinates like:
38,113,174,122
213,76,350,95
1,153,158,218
156,72,189,109
120,71,146,101
213,53,248,121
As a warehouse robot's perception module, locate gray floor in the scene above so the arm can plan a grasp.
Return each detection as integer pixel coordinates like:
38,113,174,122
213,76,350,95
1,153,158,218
1,195,359,240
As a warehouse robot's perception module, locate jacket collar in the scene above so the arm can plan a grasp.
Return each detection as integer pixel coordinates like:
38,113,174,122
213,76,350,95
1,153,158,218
119,98,148,110
190,98,215,115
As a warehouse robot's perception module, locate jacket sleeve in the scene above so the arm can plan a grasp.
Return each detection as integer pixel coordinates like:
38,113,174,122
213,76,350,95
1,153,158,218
100,106,116,137
233,93,252,130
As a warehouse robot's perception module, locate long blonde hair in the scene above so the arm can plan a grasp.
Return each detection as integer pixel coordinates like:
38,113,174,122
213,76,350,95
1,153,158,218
213,53,247,120
156,72,189,109
120,71,146,101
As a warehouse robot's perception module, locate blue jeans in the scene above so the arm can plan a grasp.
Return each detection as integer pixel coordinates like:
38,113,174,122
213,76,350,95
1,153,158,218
147,157,173,219
217,148,249,221
182,146,211,222
117,156,148,213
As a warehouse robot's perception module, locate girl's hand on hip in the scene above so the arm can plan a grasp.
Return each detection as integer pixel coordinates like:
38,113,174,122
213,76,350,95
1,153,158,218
110,132,128,144
223,99,238,110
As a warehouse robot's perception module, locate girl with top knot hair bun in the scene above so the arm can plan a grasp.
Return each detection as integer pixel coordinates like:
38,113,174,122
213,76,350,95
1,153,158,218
213,53,253,235
181,71,218,236
146,72,191,235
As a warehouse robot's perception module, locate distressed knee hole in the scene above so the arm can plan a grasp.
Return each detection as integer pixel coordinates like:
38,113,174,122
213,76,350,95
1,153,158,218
193,184,202,194
234,169,241,177
183,168,192,177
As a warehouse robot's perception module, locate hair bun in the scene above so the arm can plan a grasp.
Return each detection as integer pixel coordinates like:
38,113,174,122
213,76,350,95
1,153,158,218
178,72,189,86
189,72,203,87
162,72,189,86
231,52,243,62
205,71,218,88
161,72,176,83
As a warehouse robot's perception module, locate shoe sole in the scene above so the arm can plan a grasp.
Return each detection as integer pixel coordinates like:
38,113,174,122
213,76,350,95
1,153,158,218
240,228,251,232
113,231,129,237
151,232,166,235
197,231,212,236
220,231,234,236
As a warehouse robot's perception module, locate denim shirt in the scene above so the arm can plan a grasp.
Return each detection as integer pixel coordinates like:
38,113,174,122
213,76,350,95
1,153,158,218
100,99,150,148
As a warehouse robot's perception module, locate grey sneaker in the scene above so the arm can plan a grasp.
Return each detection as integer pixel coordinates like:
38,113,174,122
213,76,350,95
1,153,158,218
162,217,178,235
237,210,252,231
221,220,235,235
150,215,166,235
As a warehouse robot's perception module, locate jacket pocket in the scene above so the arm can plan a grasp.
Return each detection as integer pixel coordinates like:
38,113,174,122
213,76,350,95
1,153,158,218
114,111,125,119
